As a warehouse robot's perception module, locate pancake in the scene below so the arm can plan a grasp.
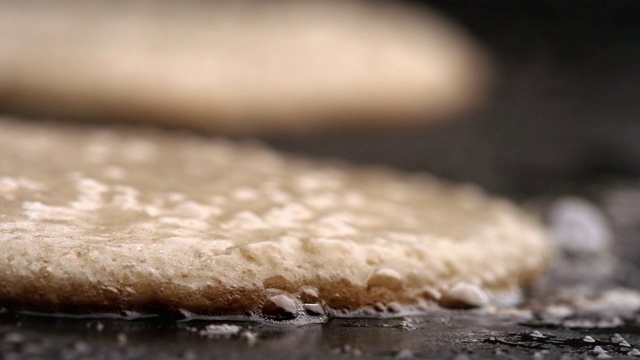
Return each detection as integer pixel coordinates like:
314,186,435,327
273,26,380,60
0,118,549,316
0,1,489,134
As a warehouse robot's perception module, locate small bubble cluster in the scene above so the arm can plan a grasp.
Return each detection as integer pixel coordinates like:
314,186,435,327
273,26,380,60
256,286,328,325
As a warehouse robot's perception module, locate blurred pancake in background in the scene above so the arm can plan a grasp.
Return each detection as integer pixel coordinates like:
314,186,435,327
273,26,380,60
0,0,489,134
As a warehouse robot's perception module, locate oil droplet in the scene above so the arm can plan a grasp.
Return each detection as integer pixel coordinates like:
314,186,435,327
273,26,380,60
262,294,300,320
395,349,413,358
73,340,91,353
393,321,416,331
303,303,325,316
583,336,595,343
628,349,640,357
611,333,626,344
199,324,242,337
592,346,607,355
117,333,128,346
241,331,258,346
530,331,545,339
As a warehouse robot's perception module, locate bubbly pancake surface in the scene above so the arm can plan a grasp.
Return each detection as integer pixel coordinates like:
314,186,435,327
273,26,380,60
0,118,549,314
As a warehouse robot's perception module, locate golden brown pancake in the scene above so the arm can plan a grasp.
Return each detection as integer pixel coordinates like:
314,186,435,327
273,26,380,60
0,118,549,316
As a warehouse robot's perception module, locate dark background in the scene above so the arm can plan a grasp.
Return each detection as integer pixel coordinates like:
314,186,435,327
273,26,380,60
268,1,640,197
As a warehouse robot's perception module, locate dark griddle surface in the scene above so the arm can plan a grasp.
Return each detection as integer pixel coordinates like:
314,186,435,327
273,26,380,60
2,307,640,359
